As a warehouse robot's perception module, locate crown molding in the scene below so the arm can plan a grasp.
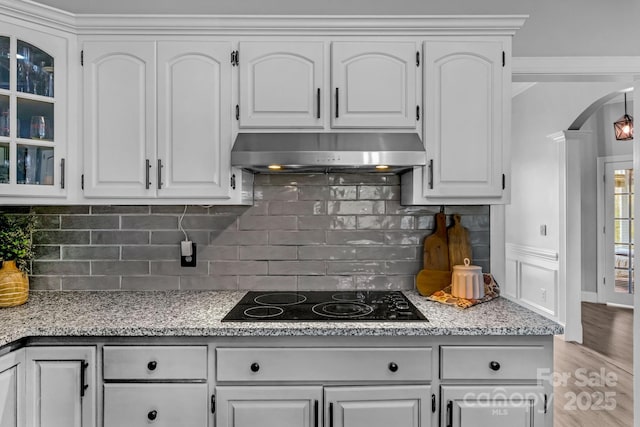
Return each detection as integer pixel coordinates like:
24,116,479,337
513,56,640,81
0,0,527,36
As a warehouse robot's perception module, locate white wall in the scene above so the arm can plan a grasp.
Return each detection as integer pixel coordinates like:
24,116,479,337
506,82,626,318
31,0,640,57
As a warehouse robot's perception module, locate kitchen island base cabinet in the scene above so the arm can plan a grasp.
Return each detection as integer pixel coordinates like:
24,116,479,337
24,346,96,427
103,383,208,427
0,349,25,427
441,385,546,427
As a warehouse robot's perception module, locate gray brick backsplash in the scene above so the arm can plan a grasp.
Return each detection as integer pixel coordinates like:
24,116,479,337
62,276,121,290
180,276,238,291
61,215,120,229
121,215,178,230
122,246,178,260
20,176,490,291
298,246,356,260
92,261,149,275
121,276,180,290
92,231,149,245
237,275,297,291
269,261,325,275
239,246,297,261
62,246,119,260
327,201,384,215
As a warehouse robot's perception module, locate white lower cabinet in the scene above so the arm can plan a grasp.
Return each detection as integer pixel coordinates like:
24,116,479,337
103,383,208,427
0,349,25,427
441,385,546,427
326,386,431,427
216,385,431,427
216,386,321,427
24,346,96,427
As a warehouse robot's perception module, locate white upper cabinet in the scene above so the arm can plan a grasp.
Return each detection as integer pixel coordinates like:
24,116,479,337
238,42,324,128
0,23,68,199
422,39,506,199
82,41,156,198
331,42,418,129
83,40,233,200
157,41,231,198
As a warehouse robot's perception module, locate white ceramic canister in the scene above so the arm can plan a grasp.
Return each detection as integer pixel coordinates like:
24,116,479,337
451,258,484,299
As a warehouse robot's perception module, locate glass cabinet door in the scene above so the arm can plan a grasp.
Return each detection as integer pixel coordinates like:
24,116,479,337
0,31,63,195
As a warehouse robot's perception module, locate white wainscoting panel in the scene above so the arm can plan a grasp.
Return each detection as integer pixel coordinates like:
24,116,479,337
505,243,559,321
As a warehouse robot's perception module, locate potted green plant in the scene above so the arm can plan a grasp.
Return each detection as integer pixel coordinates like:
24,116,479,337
0,213,37,307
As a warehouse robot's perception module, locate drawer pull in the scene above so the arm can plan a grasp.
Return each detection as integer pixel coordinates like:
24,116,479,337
388,362,398,372
147,361,158,371
147,410,158,421
250,362,260,372
489,361,501,371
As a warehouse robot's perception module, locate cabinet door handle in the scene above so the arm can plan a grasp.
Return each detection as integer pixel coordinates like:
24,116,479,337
250,362,260,372
388,362,398,372
314,400,319,427
335,88,339,118
60,158,65,189
145,159,151,189
329,402,334,427
446,400,452,427
147,410,158,421
428,159,434,189
431,394,436,413
157,159,163,189
79,361,89,397
489,361,501,371
317,88,321,119
147,360,157,371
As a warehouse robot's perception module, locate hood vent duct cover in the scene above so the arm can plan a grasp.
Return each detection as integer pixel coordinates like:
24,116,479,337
231,133,426,173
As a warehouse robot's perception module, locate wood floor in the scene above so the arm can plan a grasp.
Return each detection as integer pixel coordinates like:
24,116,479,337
554,302,633,426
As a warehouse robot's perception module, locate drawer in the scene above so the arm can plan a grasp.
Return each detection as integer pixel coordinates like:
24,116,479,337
217,347,432,382
103,383,208,427
440,346,547,380
103,346,207,380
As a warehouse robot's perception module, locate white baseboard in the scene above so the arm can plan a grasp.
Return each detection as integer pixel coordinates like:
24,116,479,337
581,291,598,303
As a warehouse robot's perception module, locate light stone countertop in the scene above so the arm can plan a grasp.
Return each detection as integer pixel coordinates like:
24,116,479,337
0,290,563,347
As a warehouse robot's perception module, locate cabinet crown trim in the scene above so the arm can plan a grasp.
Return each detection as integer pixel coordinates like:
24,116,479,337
0,2,527,36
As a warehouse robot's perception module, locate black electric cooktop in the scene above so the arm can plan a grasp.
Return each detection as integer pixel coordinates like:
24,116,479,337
221,291,428,322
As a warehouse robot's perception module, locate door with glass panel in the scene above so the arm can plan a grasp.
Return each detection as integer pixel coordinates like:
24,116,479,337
0,26,66,197
603,161,634,306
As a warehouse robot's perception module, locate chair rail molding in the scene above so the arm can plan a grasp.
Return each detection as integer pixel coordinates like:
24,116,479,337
513,56,640,82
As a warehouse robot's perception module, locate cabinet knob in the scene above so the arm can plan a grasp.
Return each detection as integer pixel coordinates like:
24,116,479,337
147,410,158,421
489,361,501,371
388,362,398,372
147,361,157,371
250,362,260,372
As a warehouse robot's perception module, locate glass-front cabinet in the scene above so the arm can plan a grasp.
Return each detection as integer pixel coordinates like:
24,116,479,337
0,28,66,198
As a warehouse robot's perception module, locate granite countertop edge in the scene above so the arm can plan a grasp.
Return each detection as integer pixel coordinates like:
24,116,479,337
0,290,564,347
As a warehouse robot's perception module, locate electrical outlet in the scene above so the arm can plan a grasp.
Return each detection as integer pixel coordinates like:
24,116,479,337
180,242,197,267
540,288,547,302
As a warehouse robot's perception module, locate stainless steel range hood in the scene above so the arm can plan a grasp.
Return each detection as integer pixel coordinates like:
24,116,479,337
231,133,426,173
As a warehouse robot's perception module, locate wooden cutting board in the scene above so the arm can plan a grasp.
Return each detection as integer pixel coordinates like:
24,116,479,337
447,214,472,268
416,269,451,297
423,212,449,271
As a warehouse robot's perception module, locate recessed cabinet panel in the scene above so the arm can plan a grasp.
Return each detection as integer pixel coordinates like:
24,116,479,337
0,360,19,427
326,386,431,427
239,42,324,128
331,42,417,128
423,40,504,198
216,386,321,427
82,41,156,198
157,41,231,198
441,385,545,427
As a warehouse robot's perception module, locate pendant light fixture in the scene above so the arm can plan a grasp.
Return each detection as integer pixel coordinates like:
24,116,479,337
614,92,634,141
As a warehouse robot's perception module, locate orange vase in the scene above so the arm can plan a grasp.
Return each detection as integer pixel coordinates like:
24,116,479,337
0,260,29,307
